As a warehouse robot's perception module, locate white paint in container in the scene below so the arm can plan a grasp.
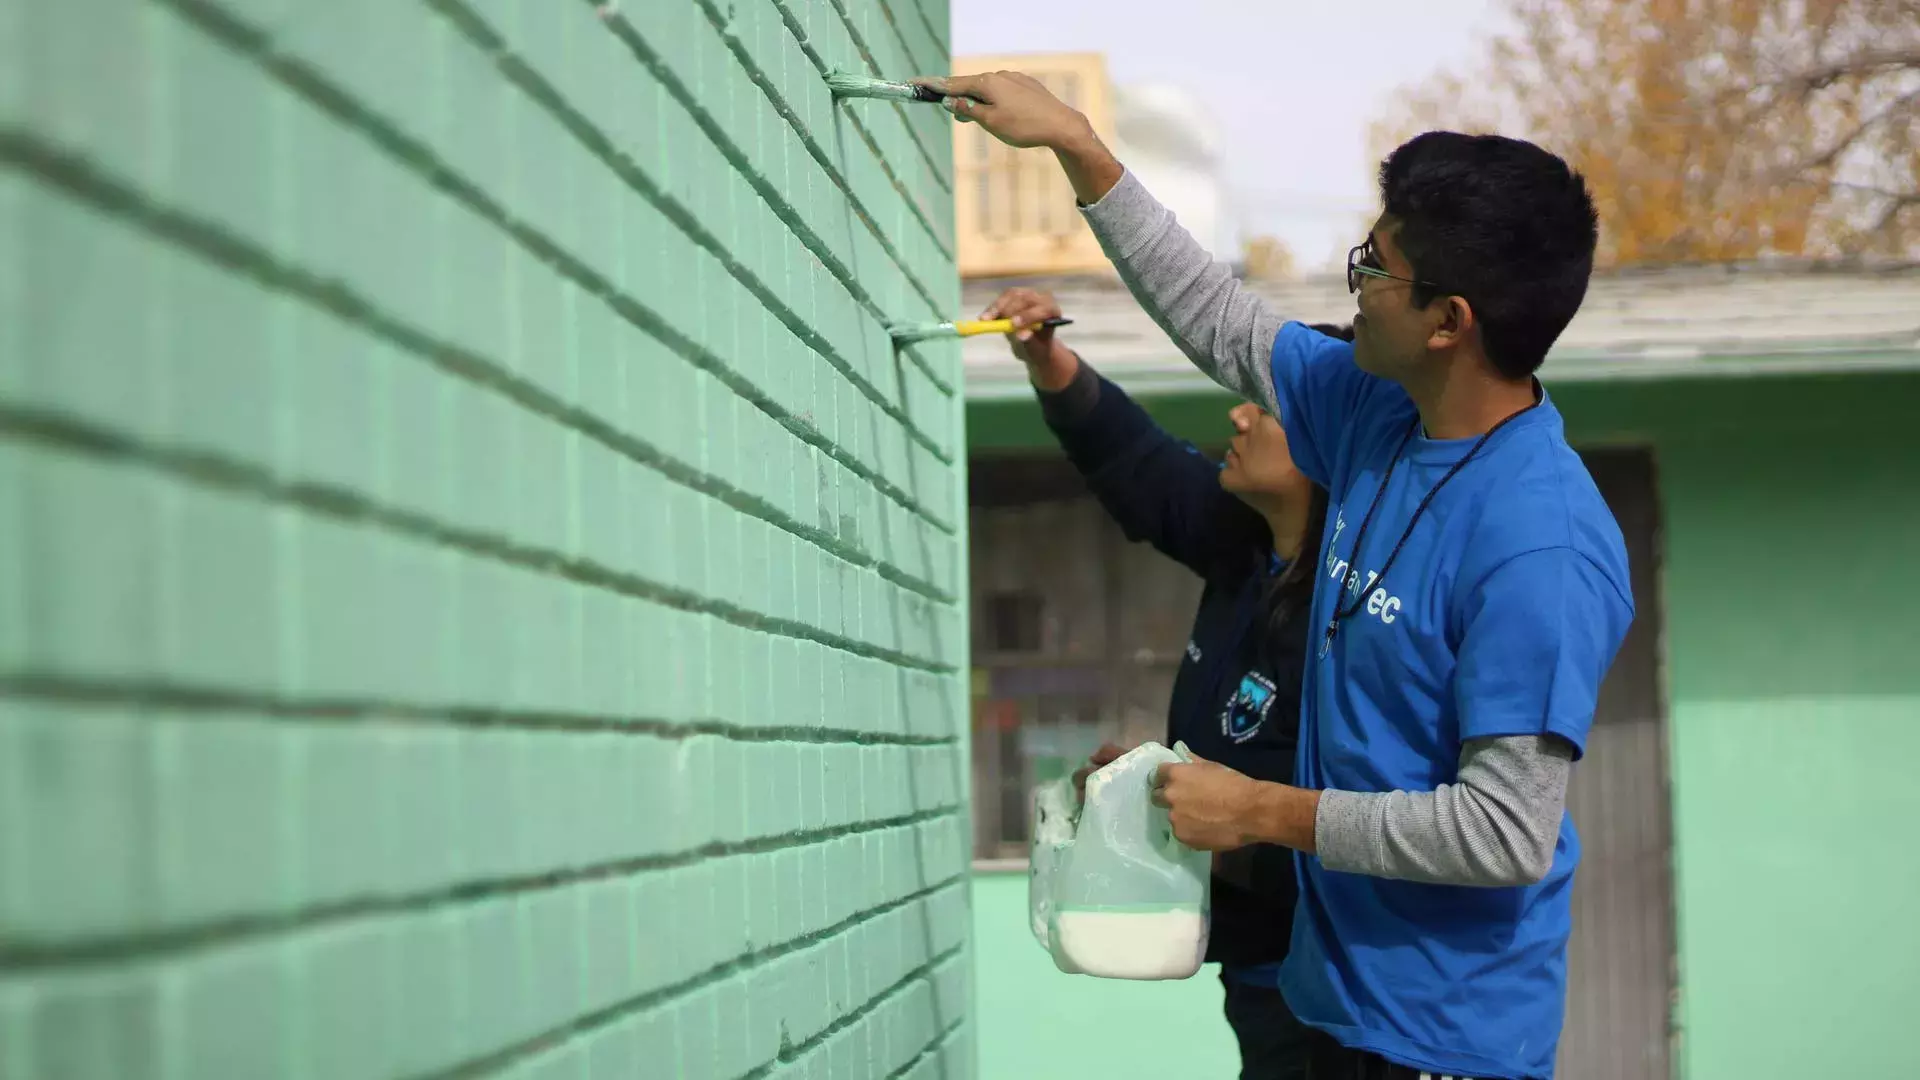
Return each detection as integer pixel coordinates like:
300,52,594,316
1055,909,1209,981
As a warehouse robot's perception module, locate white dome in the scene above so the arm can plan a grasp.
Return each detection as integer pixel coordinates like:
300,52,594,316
1113,83,1223,165
1111,82,1235,253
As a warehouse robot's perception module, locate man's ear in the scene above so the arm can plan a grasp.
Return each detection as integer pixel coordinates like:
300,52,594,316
1427,294,1475,351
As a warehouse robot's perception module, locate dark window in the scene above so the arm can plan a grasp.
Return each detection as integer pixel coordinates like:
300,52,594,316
986,591,1044,653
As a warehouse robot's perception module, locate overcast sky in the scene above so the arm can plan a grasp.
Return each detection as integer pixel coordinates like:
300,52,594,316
950,0,1501,272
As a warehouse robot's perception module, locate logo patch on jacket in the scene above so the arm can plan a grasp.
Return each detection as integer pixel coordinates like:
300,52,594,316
1221,671,1278,743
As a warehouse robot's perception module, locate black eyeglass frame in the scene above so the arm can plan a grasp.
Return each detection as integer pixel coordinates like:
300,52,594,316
1346,240,1445,297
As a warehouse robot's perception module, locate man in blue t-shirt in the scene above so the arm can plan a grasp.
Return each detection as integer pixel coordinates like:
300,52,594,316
926,71,1634,1080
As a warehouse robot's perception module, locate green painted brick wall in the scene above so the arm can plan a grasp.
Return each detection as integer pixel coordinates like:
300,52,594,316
0,2,971,1078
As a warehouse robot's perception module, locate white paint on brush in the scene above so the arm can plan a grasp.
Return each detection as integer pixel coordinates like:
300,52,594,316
886,321,957,343
824,71,937,102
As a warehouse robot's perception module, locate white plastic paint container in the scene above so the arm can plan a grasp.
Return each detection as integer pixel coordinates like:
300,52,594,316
1027,742,1210,980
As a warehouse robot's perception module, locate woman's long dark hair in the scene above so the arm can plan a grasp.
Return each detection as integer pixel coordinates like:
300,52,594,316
1260,322,1351,641
1263,485,1329,635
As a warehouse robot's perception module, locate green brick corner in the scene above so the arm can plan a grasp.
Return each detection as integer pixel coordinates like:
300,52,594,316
0,1,971,1077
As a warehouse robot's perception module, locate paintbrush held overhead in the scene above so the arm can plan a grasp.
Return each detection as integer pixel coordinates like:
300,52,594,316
887,317,1073,343
824,71,944,103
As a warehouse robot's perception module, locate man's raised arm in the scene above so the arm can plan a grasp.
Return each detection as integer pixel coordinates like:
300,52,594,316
922,72,1290,421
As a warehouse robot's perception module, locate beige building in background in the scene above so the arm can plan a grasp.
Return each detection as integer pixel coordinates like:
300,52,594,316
952,52,1119,278
953,52,1239,281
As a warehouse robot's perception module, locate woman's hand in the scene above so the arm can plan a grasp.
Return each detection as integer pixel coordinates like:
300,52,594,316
1071,741,1133,801
985,286,1079,392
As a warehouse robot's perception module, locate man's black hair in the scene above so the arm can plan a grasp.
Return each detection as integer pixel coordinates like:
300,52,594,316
1379,132,1598,379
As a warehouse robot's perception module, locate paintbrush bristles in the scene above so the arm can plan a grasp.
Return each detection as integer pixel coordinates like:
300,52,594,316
824,71,942,103
886,321,957,344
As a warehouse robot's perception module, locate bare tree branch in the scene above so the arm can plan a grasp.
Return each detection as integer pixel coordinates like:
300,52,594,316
1871,191,1920,233
1778,87,1920,175
1374,0,1920,263
1764,49,1920,96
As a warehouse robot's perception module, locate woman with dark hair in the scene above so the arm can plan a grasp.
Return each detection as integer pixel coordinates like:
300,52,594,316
989,287,1345,1080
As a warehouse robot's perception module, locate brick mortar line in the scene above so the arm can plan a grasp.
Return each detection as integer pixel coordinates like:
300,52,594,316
0,144,961,562
447,944,969,1080
850,0,955,186
769,0,952,203
0,674,966,747
904,1,951,80
471,55,964,479
853,0,953,203
879,1016,970,1080
784,0,951,190
690,0,954,260
0,3,973,1066
0,813,966,971
693,0,955,275
128,16,965,530
426,0,962,435
153,0,964,500
579,1,960,317
736,948,968,1080
407,886,970,1080
693,0,954,249
0,399,961,676
577,3,960,402
0,123,965,592
870,0,946,93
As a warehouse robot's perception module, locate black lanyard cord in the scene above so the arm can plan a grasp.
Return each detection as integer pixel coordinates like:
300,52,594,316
1323,404,1534,652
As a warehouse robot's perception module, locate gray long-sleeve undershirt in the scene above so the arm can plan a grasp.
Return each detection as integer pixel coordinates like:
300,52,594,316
1079,169,1574,888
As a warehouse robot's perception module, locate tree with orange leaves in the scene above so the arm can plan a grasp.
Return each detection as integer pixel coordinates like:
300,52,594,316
1371,0,1920,266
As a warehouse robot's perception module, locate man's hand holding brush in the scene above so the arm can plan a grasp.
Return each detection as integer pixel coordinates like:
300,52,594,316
912,72,1127,206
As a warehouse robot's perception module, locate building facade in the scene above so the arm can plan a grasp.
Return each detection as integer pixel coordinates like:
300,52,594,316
1,2,971,1077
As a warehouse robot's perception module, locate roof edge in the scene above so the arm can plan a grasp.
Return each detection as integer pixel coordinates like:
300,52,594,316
963,344,1920,402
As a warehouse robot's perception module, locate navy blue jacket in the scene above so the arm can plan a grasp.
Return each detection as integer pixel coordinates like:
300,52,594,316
1039,361,1307,970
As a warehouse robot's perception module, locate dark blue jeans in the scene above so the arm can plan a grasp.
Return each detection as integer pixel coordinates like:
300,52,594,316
1222,973,1312,1080
1223,974,1488,1079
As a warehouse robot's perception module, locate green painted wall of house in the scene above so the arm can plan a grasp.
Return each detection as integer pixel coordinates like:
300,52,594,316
0,2,972,1078
967,368,1920,1078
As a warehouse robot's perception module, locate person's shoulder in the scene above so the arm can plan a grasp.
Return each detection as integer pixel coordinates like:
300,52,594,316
1464,415,1630,590
1270,323,1410,424
1275,320,1355,358
1269,323,1413,487
1272,323,1388,396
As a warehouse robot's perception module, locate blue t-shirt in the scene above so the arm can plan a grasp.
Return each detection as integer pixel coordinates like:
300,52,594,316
1265,322,1635,1079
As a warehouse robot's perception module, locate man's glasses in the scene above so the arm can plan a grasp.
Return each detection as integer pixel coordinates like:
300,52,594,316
1347,241,1438,295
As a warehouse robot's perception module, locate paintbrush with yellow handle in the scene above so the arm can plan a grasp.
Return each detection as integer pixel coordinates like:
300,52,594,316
888,316,1072,344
